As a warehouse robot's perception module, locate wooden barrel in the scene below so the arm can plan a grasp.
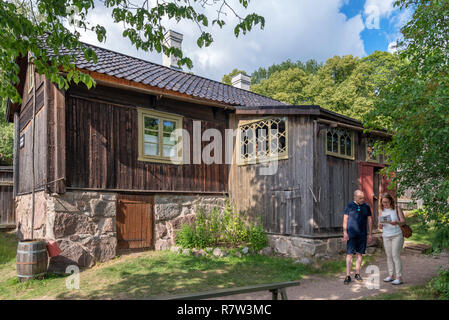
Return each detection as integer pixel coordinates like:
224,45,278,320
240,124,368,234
16,239,48,282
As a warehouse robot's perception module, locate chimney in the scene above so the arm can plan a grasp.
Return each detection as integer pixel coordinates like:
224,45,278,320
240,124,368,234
162,30,183,70
232,73,251,91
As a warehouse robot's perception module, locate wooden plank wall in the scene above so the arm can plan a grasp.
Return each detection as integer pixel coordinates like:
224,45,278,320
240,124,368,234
65,85,229,193
228,114,315,237
17,67,48,195
313,123,369,235
0,167,14,227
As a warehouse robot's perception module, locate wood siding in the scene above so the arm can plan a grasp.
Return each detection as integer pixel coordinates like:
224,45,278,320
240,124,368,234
228,114,315,237
0,167,14,227
65,85,229,193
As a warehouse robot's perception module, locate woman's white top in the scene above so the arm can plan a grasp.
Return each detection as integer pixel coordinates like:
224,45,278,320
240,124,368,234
381,208,403,238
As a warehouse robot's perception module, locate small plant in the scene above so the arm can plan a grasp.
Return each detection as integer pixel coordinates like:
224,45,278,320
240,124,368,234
174,200,268,252
247,221,269,252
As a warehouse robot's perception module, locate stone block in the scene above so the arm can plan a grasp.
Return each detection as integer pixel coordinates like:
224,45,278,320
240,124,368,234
89,199,116,217
155,202,182,222
48,239,95,272
92,236,117,263
53,212,97,238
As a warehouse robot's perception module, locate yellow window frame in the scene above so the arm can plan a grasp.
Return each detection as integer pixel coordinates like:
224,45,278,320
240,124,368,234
137,108,183,164
237,116,289,165
325,128,355,160
366,137,380,163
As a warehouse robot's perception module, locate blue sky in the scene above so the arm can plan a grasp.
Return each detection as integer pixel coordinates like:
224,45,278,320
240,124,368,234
76,0,411,81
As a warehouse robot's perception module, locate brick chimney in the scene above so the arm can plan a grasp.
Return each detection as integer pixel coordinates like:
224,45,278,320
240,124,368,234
232,73,251,91
162,30,183,70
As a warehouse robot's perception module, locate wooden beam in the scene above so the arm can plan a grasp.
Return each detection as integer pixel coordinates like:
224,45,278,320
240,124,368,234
317,118,391,138
53,86,66,194
236,107,321,115
13,112,19,198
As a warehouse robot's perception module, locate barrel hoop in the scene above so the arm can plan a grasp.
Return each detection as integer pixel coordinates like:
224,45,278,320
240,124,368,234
17,249,47,254
17,272,46,278
16,262,38,265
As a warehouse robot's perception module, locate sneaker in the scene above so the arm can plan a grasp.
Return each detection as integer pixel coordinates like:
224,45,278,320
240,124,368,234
383,276,394,282
344,276,351,285
355,274,363,282
392,279,403,285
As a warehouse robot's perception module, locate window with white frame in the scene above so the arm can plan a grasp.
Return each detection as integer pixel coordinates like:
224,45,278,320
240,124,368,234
238,117,288,164
138,108,183,164
326,128,354,160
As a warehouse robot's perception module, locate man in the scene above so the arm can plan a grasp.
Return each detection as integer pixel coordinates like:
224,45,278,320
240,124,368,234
343,190,373,285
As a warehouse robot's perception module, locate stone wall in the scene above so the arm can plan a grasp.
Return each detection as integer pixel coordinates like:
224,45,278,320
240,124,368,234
16,191,117,272
268,234,383,258
153,195,226,251
15,191,226,271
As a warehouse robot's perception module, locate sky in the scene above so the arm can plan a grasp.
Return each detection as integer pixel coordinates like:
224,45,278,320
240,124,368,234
72,0,412,82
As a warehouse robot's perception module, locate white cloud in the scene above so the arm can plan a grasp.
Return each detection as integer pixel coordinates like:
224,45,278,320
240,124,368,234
73,0,367,82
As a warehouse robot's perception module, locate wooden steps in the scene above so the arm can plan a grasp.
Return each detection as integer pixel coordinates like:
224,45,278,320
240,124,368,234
404,242,431,254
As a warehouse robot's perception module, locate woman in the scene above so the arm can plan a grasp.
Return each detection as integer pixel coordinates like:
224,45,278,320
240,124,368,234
379,193,406,285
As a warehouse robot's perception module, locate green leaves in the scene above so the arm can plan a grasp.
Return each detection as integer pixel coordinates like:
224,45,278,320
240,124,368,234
0,0,265,104
365,0,449,249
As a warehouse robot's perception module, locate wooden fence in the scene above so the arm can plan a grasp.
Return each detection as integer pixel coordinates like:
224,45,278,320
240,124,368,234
0,166,15,229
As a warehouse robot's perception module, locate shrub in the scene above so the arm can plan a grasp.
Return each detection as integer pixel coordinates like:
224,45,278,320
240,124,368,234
248,221,269,252
428,267,449,300
174,200,268,252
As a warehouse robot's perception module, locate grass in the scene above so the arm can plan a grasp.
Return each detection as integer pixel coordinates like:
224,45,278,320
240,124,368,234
365,284,439,300
1,230,367,300
404,211,434,247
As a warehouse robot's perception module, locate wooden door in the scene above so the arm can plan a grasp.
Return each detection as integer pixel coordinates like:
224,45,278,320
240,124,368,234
116,195,154,249
270,190,301,235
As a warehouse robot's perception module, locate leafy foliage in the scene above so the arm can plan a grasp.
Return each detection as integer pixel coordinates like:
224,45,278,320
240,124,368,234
0,0,264,103
250,58,321,85
365,0,449,249
250,51,402,120
0,98,14,165
427,267,449,300
174,202,267,251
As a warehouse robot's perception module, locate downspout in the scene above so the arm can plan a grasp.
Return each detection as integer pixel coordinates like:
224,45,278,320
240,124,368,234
30,68,36,240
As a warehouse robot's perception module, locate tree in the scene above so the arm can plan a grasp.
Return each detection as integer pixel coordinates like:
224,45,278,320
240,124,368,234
365,0,449,249
251,58,321,85
304,52,402,120
0,0,265,104
251,68,310,105
0,98,13,165
221,68,247,85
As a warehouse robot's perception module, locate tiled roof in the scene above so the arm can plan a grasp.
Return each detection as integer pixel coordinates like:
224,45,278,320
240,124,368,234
57,41,287,108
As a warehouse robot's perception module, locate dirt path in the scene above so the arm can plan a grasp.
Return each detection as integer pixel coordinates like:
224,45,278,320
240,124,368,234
213,251,449,300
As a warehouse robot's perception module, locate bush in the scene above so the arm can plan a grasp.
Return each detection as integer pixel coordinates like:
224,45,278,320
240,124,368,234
174,201,268,252
428,267,449,300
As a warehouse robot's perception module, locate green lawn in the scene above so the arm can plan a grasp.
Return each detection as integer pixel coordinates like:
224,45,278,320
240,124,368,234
1,230,368,300
366,284,439,300
404,211,434,247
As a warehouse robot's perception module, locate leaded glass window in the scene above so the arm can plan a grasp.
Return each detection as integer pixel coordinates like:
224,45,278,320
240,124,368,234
238,117,288,164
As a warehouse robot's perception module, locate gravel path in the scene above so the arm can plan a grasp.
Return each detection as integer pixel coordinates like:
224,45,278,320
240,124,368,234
212,251,449,300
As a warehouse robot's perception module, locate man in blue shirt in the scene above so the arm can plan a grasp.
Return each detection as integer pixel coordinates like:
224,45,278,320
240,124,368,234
343,190,373,285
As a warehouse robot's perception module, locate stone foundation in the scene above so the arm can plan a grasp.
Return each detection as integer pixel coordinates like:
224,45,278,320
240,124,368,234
16,191,117,272
268,234,383,258
15,191,226,271
153,195,226,251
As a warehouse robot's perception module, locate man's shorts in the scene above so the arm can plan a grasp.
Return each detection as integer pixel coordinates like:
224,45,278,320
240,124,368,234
346,236,367,254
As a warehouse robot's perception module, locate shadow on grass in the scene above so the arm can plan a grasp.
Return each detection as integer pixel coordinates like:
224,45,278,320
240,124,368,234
55,252,313,300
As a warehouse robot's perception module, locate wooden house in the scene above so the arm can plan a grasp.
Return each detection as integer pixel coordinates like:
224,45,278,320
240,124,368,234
6,35,391,270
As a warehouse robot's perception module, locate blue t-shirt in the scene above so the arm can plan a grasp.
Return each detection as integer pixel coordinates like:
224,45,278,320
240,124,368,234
344,202,372,237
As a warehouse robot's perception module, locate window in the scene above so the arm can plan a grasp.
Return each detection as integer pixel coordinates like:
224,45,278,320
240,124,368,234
238,117,288,165
138,108,183,164
366,137,379,163
326,128,354,160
